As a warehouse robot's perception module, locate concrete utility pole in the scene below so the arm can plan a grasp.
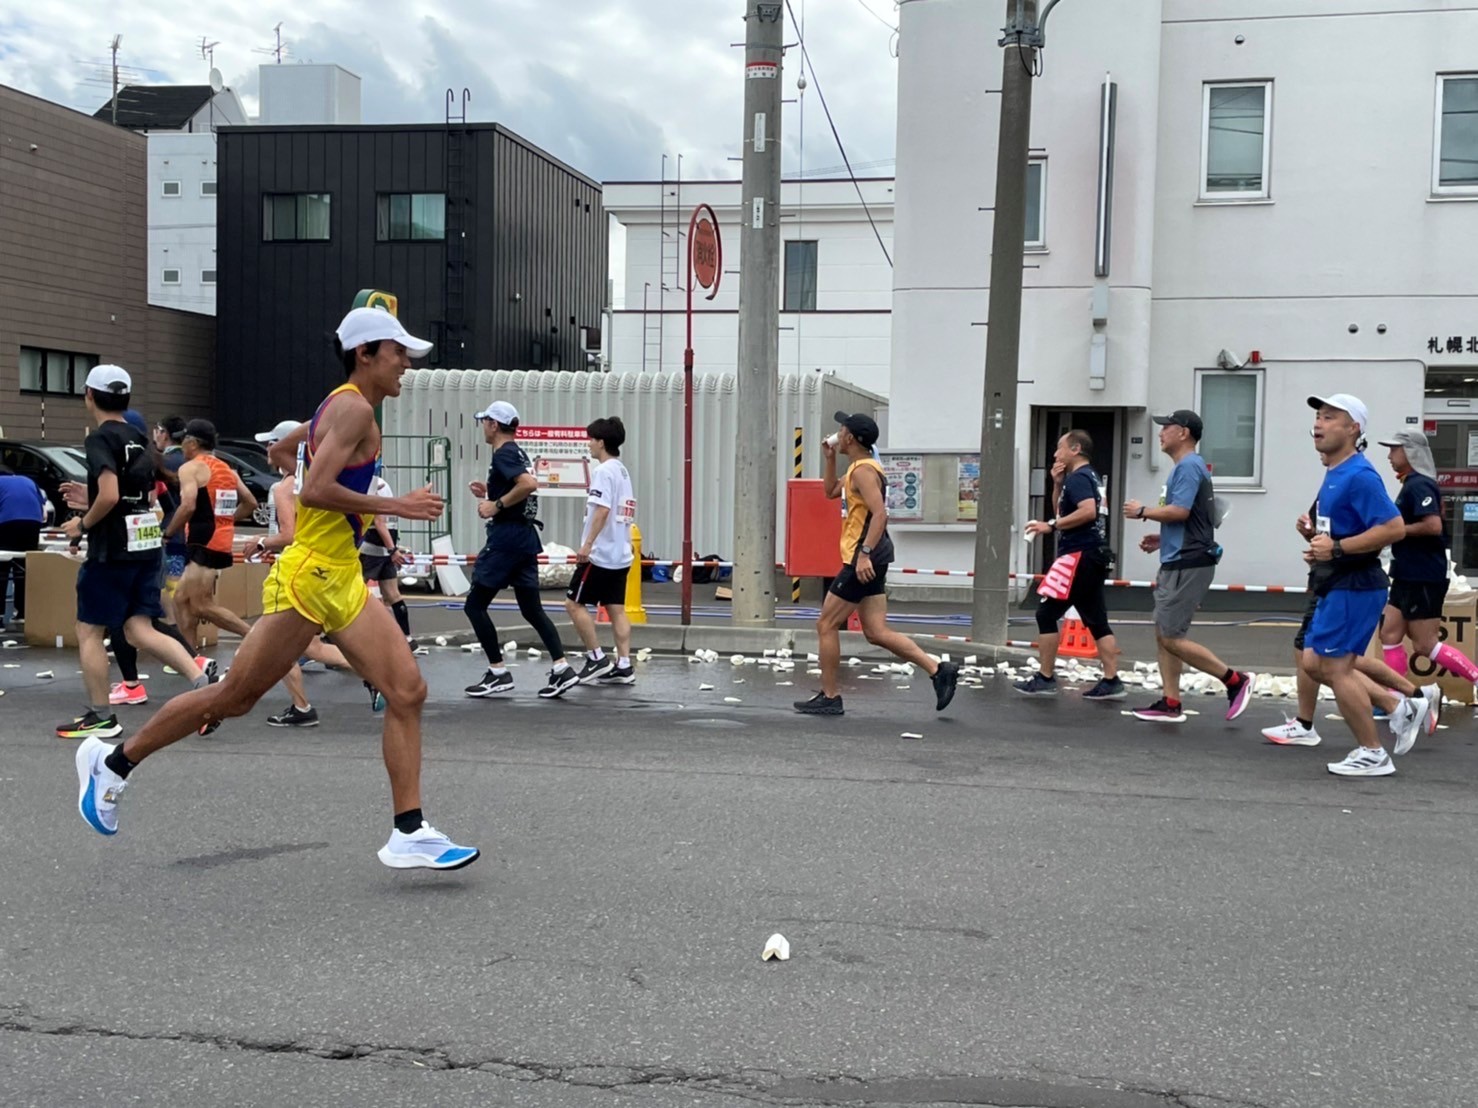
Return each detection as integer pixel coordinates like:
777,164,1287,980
733,0,784,627
972,0,1057,644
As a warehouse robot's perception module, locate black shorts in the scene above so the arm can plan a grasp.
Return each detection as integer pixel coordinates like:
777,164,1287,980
829,563,887,604
76,557,164,627
566,562,630,607
1036,554,1113,640
471,546,540,593
1387,578,1448,622
188,546,233,571
360,551,399,582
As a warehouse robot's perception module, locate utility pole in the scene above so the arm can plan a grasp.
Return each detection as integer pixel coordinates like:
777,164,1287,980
732,0,783,627
110,35,122,126
972,0,1060,644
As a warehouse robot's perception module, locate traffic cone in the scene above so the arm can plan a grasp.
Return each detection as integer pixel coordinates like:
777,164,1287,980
846,611,862,632
1058,619,1098,659
596,604,610,624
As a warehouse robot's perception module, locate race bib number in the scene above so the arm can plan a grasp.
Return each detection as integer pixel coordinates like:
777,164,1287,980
294,442,306,488
125,512,162,552
616,497,637,524
214,488,238,518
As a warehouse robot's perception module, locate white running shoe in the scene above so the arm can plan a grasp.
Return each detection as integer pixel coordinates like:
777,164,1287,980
1421,685,1442,736
377,823,480,870
1389,697,1428,758
1327,746,1395,777
75,736,127,835
1262,717,1321,747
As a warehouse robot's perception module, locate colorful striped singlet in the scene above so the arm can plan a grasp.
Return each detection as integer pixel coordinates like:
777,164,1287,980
292,383,379,562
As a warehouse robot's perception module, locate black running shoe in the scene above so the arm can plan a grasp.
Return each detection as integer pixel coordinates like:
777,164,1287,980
575,655,615,683
465,670,514,698
267,704,320,727
794,692,844,716
538,665,580,699
598,662,636,685
1082,677,1127,701
1013,672,1058,696
932,661,960,711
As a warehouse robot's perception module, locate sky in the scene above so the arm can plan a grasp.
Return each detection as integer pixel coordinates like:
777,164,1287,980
0,0,902,182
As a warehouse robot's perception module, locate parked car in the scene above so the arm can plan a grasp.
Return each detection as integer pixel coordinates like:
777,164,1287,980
214,448,276,527
219,437,273,467
0,440,88,523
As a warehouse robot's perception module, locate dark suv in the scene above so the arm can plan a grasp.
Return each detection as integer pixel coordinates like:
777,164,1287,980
0,440,88,523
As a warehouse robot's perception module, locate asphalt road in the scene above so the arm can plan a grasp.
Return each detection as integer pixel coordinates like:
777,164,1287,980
1,643,1476,1108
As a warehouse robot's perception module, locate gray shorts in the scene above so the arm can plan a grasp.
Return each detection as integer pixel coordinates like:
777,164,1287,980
1153,565,1216,639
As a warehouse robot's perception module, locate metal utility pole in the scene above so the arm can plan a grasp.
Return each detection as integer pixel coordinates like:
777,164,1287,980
972,0,1062,644
109,35,121,125
732,0,783,627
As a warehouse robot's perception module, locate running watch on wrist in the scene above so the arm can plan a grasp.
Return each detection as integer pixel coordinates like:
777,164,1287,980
860,544,874,555
1137,505,1146,519
1331,539,1344,559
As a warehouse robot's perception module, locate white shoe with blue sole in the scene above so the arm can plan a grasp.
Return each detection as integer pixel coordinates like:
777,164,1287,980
75,736,126,836
377,823,480,870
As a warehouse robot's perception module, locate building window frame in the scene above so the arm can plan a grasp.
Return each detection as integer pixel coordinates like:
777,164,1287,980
1199,80,1273,201
1025,156,1047,249
261,192,333,242
161,180,182,198
1194,368,1265,487
200,269,217,285
201,180,218,197
783,239,818,312
1434,73,1478,196
375,193,447,242
18,345,99,397
162,268,181,285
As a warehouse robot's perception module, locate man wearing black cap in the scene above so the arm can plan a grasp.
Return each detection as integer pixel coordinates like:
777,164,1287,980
795,411,959,716
1123,409,1254,724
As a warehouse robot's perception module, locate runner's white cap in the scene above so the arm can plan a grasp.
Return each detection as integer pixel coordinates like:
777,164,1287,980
85,364,131,394
335,307,432,357
255,419,302,444
1307,393,1368,432
475,400,520,426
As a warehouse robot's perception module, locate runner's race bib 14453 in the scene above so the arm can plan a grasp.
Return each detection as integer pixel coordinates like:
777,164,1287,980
125,512,163,552
214,488,238,518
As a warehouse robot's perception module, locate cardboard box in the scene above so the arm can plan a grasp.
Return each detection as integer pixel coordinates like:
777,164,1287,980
216,562,271,620
1368,593,1478,705
24,550,217,649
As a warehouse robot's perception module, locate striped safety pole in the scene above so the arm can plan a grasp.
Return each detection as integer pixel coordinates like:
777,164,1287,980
791,425,803,604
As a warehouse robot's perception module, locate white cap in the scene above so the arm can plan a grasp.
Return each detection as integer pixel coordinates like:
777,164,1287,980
476,400,520,426
335,307,432,358
255,419,302,444
85,364,131,395
1308,393,1369,433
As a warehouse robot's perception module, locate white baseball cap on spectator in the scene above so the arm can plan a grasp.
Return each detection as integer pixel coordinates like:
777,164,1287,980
255,419,302,444
475,401,520,426
85,364,132,395
335,307,432,357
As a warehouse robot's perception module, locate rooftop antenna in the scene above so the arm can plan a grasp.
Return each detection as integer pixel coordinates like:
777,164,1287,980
110,35,121,124
253,22,289,65
200,37,219,70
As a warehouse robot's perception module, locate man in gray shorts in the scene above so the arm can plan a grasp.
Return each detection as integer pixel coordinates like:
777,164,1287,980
1123,409,1254,723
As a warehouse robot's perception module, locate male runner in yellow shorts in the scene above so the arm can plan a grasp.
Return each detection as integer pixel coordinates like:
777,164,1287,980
73,307,479,870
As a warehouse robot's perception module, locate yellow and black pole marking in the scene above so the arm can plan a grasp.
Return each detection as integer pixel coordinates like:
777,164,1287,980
792,426,803,604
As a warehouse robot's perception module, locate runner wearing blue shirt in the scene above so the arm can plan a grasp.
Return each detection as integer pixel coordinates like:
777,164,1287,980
1303,395,1411,777
1122,409,1253,724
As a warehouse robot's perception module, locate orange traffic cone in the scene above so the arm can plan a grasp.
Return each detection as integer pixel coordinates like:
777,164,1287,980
1058,618,1098,659
846,611,862,632
596,604,610,624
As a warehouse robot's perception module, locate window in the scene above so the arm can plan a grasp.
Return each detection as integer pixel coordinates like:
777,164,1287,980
201,181,217,197
783,240,818,312
1025,158,1047,248
18,346,98,396
376,193,446,241
1195,369,1264,485
1435,75,1478,194
162,268,181,285
201,269,217,284
162,180,181,197
262,193,332,241
1201,81,1272,199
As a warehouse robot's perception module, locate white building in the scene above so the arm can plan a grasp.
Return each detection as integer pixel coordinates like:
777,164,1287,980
889,0,1478,593
604,177,895,397
103,66,362,315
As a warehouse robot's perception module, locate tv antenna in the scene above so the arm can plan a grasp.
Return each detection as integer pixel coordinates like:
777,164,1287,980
200,37,219,68
253,22,290,65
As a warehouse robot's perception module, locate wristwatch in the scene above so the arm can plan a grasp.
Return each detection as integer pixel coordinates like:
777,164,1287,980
1137,505,1147,519
493,499,504,512
1048,519,1058,531
1331,539,1344,559
860,543,874,555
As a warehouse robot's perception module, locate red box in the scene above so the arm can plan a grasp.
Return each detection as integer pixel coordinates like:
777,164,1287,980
784,479,845,577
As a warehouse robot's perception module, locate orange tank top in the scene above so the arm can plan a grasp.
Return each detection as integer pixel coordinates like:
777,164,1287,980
186,454,238,554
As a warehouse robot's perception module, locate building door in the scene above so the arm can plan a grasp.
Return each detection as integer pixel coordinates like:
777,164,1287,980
1422,414,1478,577
1029,408,1123,573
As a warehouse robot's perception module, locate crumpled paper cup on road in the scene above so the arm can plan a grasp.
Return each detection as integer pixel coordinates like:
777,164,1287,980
761,933,790,961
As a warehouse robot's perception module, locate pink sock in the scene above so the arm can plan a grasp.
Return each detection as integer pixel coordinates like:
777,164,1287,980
1382,644,1408,676
1431,642,1478,683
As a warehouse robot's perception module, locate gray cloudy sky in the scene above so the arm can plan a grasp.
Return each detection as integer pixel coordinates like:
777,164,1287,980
0,0,901,180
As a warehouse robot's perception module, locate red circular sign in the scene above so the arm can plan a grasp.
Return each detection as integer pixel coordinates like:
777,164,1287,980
692,218,719,291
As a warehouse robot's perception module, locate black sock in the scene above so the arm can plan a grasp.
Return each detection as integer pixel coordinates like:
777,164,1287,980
104,746,137,780
1296,717,1313,731
1223,668,1241,687
391,601,410,637
394,808,424,835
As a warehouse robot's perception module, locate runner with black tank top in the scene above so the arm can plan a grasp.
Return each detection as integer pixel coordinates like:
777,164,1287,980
461,400,575,700
795,411,959,717
1014,429,1125,700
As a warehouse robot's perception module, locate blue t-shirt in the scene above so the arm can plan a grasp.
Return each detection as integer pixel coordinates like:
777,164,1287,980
1316,452,1399,592
1390,471,1446,583
0,474,46,525
1159,453,1216,566
482,441,542,554
1055,465,1105,557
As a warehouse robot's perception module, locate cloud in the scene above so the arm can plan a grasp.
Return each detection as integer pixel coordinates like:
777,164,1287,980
0,0,900,182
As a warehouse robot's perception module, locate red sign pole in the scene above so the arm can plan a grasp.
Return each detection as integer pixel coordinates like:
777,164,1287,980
683,204,723,626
